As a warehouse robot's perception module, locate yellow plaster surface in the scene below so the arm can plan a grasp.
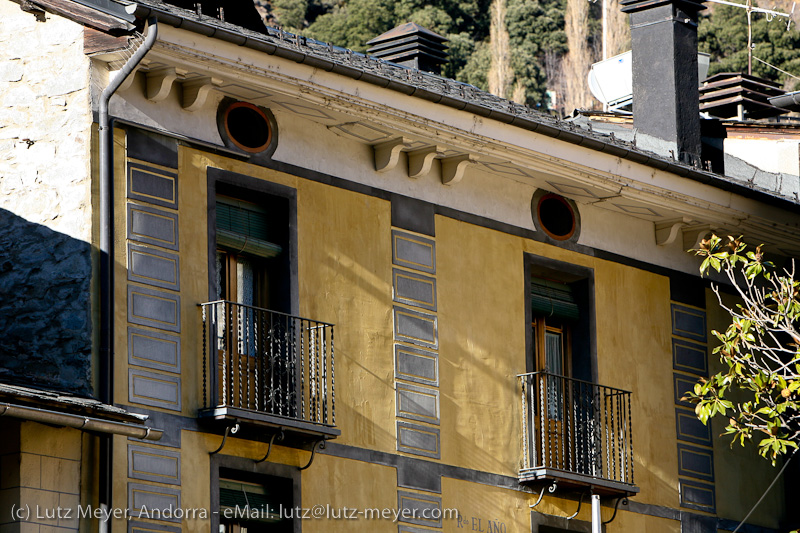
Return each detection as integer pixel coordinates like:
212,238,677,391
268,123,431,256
437,216,678,509
301,454,397,533
442,477,529,533
178,149,395,451
19,423,81,462
109,143,716,529
295,183,393,452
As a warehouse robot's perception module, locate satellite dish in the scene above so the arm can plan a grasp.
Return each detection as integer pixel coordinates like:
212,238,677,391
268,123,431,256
588,51,711,111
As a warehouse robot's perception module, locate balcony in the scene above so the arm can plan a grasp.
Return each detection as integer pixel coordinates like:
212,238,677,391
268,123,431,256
518,372,638,497
199,301,339,442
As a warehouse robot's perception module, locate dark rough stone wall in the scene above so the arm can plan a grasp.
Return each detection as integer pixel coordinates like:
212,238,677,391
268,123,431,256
0,208,93,396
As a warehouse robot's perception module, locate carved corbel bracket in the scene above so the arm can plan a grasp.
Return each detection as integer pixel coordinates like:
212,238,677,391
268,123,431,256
441,154,478,185
146,66,187,102
373,137,411,173
407,145,444,179
182,76,223,112
682,224,717,251
655,217,693,246
114,59,151,92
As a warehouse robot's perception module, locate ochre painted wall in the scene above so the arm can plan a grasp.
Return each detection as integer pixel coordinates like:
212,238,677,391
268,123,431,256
110,143,734,531
436,216,678,509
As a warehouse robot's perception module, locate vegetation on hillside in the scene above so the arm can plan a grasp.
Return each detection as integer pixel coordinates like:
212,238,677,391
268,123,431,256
255,0,800,113
699,3,800,91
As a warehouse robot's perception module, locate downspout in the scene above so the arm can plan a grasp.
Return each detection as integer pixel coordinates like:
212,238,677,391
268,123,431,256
98,16,158,529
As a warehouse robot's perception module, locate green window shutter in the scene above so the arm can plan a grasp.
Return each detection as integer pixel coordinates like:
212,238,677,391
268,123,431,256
531,277,579,321
219,480,282,523
216,196,282,258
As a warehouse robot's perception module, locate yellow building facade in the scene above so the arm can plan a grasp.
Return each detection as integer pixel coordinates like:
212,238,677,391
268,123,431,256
1,0,799,532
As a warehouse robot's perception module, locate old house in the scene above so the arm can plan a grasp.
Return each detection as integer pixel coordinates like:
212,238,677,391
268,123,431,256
0,0,798,531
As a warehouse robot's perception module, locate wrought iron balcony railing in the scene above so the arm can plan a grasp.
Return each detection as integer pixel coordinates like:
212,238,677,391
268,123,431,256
200,301,338,438
518,372,637,496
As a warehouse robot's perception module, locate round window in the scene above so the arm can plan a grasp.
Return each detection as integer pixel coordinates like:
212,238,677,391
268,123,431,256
223,102,272,153
535,193,577,241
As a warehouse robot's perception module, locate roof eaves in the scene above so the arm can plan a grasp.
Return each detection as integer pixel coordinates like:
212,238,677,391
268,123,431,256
122,0,798,209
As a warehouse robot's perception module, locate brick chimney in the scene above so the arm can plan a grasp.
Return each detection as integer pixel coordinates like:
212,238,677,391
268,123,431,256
366,22,448,74
621,0,706,165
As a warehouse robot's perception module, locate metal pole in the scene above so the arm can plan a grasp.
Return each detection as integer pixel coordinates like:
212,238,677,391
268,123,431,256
747,0,753,75
602,0,608,60
592,494,602,533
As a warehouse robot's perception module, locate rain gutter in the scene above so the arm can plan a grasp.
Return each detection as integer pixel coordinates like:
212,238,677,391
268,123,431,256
0,403,163,440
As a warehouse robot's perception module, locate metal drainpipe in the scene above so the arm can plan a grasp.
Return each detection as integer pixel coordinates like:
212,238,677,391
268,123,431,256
591,494,601,533
98,17,158,530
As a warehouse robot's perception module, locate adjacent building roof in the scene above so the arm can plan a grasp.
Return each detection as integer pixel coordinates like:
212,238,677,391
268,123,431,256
0,382,148,423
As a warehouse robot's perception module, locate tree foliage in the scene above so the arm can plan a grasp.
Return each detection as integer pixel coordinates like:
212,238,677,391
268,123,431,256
258,0,800,112
685,235,800,464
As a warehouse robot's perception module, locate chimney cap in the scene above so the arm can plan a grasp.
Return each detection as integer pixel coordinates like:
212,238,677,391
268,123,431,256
621,0,706,14
366,22,448,46
366,22,448,73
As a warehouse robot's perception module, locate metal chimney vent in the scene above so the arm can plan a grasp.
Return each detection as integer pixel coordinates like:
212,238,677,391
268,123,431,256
700,73,787,121
366,22,448,74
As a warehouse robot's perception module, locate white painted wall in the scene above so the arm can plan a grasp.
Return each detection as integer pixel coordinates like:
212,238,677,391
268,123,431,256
725,138,800,177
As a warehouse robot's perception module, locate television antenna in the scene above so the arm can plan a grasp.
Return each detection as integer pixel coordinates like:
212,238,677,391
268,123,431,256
706,0,795,75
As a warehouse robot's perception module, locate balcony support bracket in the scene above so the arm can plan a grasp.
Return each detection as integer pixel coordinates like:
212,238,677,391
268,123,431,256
602,497,628,525
209,422,239,455
298,439,325,471
529,482,557,509
567,490,588,520
254,429,284,464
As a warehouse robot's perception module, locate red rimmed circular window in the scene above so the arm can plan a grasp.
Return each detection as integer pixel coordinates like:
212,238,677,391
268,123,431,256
223,102,272,153
537,193,576,241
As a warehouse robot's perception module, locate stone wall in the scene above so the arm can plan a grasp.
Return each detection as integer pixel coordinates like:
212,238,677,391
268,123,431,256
0,1,94,396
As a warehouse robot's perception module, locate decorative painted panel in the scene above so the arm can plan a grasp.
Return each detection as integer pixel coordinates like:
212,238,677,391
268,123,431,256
128,445,181,485
394,307,438,349
396,491,442,528
397,422,441,459
672,338,708,376
393,268,437,311
128,285,181,333
680,479,716,513
128,244,180,291
128,327,181,374
677,444,715,482
675,408,712,446
128,204,179,251
392,230,436,274
127,163,178,210
395,345,438,386
129,369,182,412
673,373,696,406
671,304,707,343
396,383,440,424
128,483,182,522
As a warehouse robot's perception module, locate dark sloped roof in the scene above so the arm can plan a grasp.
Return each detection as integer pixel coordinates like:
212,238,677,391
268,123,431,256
112,0,799,207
